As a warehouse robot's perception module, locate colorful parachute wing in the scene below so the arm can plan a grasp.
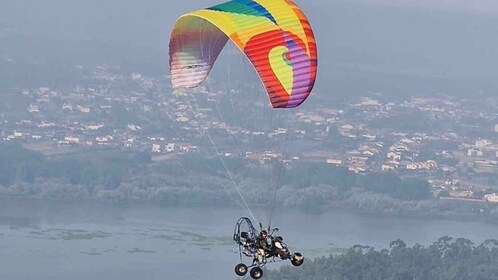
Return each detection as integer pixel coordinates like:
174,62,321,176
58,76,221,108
169,0,317,108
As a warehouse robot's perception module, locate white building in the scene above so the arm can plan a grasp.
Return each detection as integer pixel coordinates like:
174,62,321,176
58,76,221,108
96,135,113,144
64,136,80,144
165,144,175,152
28,104,39,113
327,158,342,165
78,106,91,113
152,144,161,153
62,103,73,111
484,194,498,203
381,164,396,171
476,139,492,149
387,152,401,161
86,123,104,130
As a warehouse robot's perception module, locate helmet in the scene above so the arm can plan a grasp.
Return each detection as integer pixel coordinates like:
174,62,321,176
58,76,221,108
260,230,268,238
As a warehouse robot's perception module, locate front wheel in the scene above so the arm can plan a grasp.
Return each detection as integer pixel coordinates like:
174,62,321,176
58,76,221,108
291,252,304,266
235,263,248,276
250,267,263,279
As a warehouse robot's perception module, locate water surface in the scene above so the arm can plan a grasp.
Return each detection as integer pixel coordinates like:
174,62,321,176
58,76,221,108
1,199,498,280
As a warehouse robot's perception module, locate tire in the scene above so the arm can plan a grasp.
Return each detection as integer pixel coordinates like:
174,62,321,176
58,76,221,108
250,267,263,279
235,263,248,276
291,252,304,267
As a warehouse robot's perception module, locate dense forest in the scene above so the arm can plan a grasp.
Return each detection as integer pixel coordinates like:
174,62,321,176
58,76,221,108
0,143,148,188
1,143,498,221
267,237,498,280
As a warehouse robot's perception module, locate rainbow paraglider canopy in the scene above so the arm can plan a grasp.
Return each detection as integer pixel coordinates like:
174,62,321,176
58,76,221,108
169,0,317,108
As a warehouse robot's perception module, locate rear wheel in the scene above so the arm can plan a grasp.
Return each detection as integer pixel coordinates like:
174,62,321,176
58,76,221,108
291,252,304,266
250,267,263,279
235,263,248,276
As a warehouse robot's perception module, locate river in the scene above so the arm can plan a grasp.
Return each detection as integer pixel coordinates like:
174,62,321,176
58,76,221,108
1,198,498,280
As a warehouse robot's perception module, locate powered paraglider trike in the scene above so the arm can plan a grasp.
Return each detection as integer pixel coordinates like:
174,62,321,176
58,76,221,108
232,217,304,279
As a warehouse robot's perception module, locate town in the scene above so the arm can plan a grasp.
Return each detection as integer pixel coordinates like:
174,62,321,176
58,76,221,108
1,64,498,203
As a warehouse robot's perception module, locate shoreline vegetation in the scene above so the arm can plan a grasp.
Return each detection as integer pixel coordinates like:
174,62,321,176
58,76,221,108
267,236,498,280
1,143,498,223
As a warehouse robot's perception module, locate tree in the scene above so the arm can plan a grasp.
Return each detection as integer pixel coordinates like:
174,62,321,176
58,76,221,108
266,237,498,280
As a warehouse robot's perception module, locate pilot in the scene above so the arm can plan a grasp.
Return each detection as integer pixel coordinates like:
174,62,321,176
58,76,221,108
255,230,270,263
257,230,270,251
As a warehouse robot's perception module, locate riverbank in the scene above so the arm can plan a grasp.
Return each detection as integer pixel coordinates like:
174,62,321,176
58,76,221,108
2,182,498,227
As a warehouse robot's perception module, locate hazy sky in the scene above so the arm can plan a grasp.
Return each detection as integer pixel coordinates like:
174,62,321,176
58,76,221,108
1,0,497,95
359,0,498,14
